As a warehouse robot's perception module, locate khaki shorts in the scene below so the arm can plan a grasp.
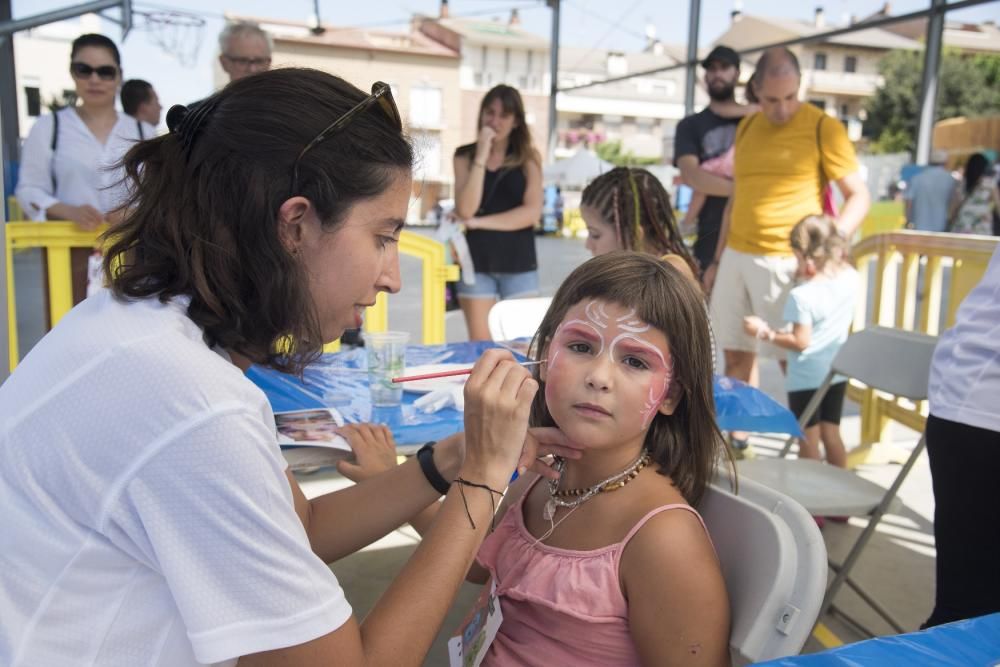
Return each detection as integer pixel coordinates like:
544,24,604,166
709,248,797,360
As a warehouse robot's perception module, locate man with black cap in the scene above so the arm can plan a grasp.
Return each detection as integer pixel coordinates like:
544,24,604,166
674,45,754,275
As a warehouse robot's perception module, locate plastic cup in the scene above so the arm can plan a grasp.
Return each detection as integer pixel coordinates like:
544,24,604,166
365,331,409,407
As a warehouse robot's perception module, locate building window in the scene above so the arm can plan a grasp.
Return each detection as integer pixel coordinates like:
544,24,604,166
409,85,442,128
839,103,850,118
844,56,857,73
25,87,41,116
813,52,827,71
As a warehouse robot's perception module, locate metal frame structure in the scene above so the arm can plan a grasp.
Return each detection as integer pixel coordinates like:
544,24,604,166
553,0,997,165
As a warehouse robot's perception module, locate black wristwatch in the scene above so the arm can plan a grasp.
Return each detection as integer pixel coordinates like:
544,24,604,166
417,442,451,495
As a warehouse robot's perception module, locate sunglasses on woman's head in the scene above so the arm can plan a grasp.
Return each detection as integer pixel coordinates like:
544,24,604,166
70,62,119,81
291,82,402,194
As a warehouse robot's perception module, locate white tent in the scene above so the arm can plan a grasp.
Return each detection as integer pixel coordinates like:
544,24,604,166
543,149,614,189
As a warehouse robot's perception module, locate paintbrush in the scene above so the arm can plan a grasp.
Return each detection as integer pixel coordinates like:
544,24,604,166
391,359,545,383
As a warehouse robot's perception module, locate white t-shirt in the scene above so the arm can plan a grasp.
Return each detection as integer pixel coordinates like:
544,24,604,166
15,108,153,220
928,245,1000,433
0,291,351,665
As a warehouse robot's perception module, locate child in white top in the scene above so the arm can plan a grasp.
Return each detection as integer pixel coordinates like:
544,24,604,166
744,215,859,470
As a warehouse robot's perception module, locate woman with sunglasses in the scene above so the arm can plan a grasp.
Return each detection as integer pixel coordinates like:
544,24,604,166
453,85,544,340
16,33,154,304
0,68,577,666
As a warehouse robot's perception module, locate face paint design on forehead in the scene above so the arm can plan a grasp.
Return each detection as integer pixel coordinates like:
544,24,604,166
546,300,674,428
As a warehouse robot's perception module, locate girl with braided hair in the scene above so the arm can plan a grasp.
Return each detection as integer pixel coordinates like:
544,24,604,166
580,167,700,285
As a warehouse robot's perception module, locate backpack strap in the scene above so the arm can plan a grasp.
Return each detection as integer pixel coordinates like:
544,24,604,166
137,118,145,140
734,112,757,146
816,113,828,185
49,106,60,192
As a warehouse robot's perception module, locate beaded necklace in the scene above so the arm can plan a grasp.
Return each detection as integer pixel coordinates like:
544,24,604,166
543,450,651,522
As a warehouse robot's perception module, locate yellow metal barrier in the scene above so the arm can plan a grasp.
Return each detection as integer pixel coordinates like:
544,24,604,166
6,222,458,369
6,222,109,371
848,230,999,462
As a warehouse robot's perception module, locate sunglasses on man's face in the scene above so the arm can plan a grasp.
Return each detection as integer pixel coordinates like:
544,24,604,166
70,62,119,81
291,81,402,195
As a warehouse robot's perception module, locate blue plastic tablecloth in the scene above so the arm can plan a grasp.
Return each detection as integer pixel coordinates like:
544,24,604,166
248,341,801,445
753,613,1000,666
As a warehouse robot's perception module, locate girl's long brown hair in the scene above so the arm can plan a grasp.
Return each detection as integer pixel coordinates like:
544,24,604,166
529,252,730,505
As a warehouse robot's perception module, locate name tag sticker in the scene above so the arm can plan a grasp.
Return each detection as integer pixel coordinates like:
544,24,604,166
447,577,503,667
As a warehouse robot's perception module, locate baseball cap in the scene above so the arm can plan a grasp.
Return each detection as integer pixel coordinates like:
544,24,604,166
702,45,740,69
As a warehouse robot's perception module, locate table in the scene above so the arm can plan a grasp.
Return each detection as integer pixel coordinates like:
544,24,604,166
753,612,1000,666
249,341,801,456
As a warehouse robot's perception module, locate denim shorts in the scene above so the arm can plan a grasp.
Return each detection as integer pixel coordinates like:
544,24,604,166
455,270,540,300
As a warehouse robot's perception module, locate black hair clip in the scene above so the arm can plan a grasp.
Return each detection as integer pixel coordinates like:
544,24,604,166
166,98,220,160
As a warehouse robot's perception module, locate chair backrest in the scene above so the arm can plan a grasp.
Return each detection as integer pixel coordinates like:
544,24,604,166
486,297,552,342
832,326,937,400
700,472,828,665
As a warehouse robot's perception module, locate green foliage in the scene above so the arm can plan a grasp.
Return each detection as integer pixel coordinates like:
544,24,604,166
865,50,1000,155
595,140,659,167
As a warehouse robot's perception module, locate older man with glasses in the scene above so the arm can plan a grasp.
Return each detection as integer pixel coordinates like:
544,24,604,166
218,21,272,83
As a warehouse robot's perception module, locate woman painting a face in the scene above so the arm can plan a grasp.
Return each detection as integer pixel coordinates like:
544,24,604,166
0,69,582,667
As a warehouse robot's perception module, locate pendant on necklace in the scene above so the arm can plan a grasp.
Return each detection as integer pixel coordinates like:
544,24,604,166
543,497,557,521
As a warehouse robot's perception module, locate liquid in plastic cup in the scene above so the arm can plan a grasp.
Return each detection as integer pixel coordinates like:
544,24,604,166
364,331,409,407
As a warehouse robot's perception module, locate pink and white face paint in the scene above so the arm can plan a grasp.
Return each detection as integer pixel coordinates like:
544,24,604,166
544,299,674,433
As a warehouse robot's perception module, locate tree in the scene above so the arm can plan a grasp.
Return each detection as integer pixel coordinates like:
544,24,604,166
864,49,1000,155
594,140,658,167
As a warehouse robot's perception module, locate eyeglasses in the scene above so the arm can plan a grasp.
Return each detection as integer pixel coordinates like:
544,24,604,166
291,81,402,194
221,54,272,69
70,62,119,81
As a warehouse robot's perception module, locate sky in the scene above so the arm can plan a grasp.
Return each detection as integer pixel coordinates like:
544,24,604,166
13,0,1000,129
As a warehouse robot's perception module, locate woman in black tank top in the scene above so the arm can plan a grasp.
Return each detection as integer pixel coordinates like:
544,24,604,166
452,85,543,340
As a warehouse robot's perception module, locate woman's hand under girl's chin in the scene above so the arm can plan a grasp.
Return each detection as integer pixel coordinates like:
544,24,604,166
516,426,584,480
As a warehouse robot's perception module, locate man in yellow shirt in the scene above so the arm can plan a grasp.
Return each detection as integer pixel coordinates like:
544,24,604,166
704,47,869,411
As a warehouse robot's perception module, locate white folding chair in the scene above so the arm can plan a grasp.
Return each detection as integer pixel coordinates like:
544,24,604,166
486,296,552,342
701,472,827,665
737,326,938,636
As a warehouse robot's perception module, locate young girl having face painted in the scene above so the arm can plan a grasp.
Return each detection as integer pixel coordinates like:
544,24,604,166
465,252,732,667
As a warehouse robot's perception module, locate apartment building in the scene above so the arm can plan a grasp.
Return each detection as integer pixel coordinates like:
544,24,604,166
713,7,921,140
555,43,701,162
416,7,550,162
224,15,462,217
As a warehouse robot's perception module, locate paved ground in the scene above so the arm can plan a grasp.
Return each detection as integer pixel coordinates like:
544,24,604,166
10,232,938,663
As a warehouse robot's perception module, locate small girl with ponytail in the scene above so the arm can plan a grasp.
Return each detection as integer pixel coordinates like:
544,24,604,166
743,214,859,476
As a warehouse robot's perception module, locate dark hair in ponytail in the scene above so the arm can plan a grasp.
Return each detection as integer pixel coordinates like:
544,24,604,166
103,68,413,374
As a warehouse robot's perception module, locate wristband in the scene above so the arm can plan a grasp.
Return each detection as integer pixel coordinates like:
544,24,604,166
417,442,451,495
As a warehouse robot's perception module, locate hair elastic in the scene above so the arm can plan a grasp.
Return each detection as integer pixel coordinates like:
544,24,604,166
166,99,220,159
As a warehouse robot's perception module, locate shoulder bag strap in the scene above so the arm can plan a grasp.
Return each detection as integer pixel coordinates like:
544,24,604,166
49,106,60,192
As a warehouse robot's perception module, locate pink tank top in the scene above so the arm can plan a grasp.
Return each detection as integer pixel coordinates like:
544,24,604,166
475,476,712,667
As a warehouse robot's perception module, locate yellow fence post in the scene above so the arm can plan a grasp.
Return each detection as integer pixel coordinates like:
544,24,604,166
848,230,999,465
8,225,456,364
6,222,107,369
